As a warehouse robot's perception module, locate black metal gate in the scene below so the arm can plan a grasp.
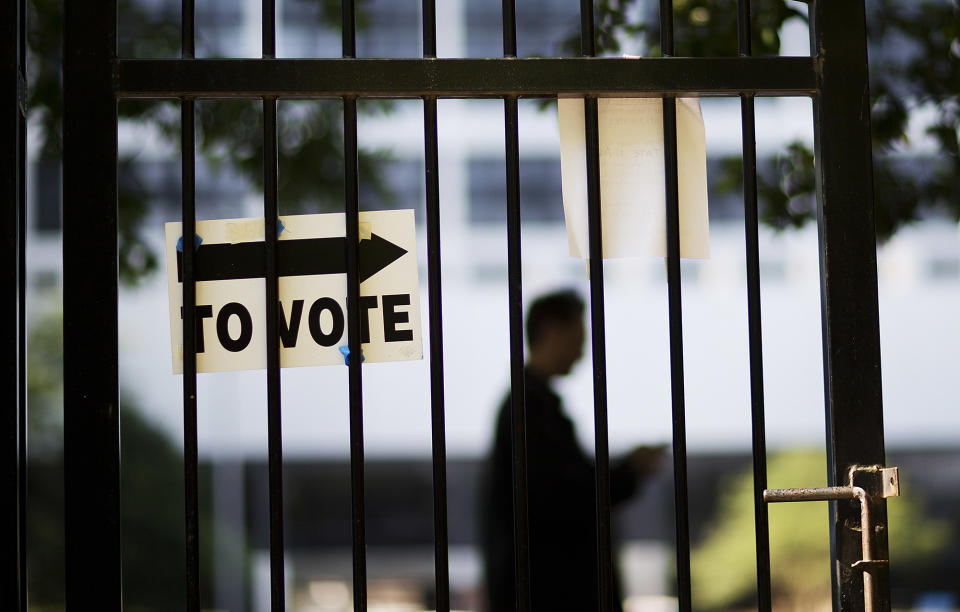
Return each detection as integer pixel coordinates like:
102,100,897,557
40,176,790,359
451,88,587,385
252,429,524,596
4,0,28,610
7,0,892,610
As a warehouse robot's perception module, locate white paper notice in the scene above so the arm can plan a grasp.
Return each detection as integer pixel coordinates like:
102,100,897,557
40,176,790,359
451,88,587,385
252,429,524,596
165,210,422,374
558,97,709,259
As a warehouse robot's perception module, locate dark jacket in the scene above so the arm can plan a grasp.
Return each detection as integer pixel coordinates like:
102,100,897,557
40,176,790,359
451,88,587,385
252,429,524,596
480,369,639,611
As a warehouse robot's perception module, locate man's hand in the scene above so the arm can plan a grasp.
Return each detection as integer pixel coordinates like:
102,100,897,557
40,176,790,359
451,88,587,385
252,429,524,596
626,444,668,479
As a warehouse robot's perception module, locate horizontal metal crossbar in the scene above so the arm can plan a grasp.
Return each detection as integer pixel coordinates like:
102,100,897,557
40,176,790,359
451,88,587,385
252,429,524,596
114,56,819,98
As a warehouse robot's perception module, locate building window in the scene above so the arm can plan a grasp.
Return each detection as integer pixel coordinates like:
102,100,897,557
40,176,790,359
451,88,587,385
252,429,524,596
35,160,61,232
360,158,425,221
356,0,421,58
468,158,564,224
466,0,580,58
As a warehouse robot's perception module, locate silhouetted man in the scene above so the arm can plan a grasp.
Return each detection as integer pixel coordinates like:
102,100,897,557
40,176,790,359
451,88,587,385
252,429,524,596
480,289,662,611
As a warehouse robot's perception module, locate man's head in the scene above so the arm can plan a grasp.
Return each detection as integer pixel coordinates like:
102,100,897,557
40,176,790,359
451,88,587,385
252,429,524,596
525,289,586,378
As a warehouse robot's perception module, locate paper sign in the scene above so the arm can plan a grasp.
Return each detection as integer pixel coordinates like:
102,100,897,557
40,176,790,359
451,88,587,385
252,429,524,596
165,210,422,374
558,97,709,259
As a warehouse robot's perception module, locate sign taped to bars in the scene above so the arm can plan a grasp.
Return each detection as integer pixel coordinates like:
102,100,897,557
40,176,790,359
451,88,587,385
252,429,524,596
558,96,710,259
165,210,422,374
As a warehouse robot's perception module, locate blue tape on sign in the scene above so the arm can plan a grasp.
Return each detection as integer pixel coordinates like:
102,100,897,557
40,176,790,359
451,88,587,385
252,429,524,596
176,234,203,252
338,345,365,365
277,219,286,237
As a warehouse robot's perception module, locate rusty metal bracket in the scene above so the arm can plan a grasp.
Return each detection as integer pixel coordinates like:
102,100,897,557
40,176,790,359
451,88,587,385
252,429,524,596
852,560,889,571
880,467,900,498
763,465,900,612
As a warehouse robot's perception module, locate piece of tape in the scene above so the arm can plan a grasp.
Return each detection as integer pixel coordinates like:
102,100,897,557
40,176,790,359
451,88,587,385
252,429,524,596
176,234,203,252
226,220,264,243
225,219,287,242
338,345,365,365
359,222,372,240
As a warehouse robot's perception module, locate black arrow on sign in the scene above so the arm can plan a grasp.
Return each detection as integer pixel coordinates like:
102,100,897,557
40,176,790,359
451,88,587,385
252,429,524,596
176,233,407,284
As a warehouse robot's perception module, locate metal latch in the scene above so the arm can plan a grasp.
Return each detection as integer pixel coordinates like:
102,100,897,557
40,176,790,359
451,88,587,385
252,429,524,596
763,465,899,612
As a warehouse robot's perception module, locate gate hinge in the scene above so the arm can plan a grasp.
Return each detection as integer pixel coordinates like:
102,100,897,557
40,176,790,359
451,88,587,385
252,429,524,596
763,465,900,612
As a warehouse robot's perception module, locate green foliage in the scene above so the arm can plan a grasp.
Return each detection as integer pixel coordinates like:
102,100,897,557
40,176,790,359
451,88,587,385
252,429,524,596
557,0,648,57
25,458,65,612
186,99,393,214
24,303,66,612
690,450,827,610
744,0,960,242
32,0,960,286
26,303,63,456
575,0,960,242
26,400,197,612
24,301,217,611
28,0,388,285
865,0,960,238
119,397,191,612
561,0,802,58
690,450,952,611
652,0,804,58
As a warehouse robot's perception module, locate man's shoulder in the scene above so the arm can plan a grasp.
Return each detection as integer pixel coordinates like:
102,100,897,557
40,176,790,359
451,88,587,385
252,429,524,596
496,374,559,414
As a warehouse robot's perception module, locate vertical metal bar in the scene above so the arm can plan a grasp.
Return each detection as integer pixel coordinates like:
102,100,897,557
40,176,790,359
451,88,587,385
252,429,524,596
579,0,594,56
343,95,367,612
664,91,694,612
421,2,450,611
180,2,201,610
737,1,772,609
181,98,201,612
502,1,516,57
343,0,356,59
422,0,436,58
18,0,26,62
3,0,27,608
17,79,27,612
502,2,531,611
263,94,286,612
262,2,285,610
504,98,531,612
742,58,775,612
17,65,27,612
17,0,27,606
183,0,195,58
63,0,121,609
579,2,615,611
659,1,692,610
263,0,276,58
343,2,367,610
423,98,450,612
810,1,888,610
659,0,674,57
736,0,751,55
586,87,618,612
